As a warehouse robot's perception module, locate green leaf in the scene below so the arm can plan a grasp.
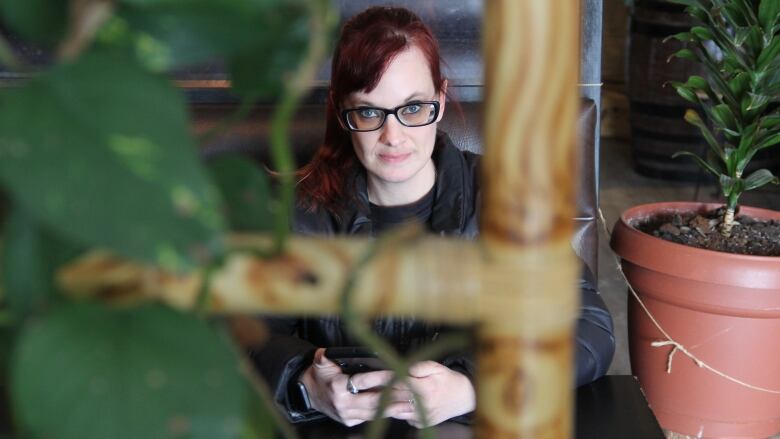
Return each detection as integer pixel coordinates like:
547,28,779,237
759,114,780,128
737,148,760,173
690,26,713,41
673,84,699,103
11,302,250,439
684,109,726,160
710,103,739,131
728,72,751,97
756,132,780,149
117,0,308,72
673,151,723,177
735,121,757,151
757,35,780,70
1,208,85,317
723,2,751,28
0,0,68,45
746,25,766,58
0,50,226,271
741,93,771,120
743,168,779,190
686,75,710,90
663,32,693,43
228,0,311,98
242,394,276,439
759,0,780,33
734,26,752,46
207,156,273,232
686,6,709,22
670,48,697,62
719,174,745,197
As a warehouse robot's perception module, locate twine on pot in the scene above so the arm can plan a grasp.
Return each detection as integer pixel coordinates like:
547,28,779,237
598,208,780,394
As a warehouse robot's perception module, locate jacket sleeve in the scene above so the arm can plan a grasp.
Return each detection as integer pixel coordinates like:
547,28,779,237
247,317,325,423
574,266,615,386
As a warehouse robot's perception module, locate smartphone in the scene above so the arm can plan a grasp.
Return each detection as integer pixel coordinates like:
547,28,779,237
324,347,388,375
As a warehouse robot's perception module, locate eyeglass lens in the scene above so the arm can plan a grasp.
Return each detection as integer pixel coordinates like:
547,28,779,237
346,103,437,131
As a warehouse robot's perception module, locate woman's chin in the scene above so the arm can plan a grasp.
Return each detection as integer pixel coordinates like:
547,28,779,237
373,169,416,184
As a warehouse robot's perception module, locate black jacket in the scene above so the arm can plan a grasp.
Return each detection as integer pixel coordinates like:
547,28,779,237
251,131,615,422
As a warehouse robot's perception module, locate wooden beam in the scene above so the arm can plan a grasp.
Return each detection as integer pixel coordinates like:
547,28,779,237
479,1,580,437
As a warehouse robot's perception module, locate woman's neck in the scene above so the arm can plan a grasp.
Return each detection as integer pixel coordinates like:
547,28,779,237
367,160,436,207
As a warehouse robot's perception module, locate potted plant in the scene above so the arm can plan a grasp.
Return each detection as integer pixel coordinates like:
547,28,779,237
610,0,780,437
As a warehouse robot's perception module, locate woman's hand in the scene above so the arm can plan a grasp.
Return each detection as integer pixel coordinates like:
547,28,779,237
384,360,475,428
299,348,397,427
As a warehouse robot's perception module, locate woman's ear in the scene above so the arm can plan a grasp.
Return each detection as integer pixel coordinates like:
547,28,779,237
436,79,448,122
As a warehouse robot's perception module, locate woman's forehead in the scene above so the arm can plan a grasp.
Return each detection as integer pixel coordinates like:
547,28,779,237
347,46,436,107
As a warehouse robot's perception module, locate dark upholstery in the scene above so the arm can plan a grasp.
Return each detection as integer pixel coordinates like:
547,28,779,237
194,0,600,277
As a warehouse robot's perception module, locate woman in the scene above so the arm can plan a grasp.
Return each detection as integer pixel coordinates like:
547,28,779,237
252,6,614,428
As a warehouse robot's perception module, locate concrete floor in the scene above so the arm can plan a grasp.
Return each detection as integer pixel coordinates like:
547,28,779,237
598,138,780,376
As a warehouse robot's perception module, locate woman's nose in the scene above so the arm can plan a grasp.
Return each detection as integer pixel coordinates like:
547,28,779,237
380,115,405,146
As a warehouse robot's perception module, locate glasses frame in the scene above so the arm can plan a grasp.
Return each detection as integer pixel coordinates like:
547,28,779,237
340,100,441,132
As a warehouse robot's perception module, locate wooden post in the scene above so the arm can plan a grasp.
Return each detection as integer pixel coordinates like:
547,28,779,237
478,1,581,437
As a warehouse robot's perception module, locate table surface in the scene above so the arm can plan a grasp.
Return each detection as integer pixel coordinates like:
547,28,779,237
295,375,665,438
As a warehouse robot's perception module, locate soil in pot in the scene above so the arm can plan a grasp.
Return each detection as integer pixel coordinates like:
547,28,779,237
635,207,780,256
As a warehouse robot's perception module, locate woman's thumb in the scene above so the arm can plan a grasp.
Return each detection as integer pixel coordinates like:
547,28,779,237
312,348,340,371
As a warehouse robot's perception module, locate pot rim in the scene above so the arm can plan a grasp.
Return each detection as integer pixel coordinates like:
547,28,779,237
610,202,780,290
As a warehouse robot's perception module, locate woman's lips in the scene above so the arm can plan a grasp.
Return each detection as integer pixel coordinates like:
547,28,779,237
378,152,411,164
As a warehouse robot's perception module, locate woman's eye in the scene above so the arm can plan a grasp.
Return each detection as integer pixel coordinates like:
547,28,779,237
402,104,421,114
359,109,379,119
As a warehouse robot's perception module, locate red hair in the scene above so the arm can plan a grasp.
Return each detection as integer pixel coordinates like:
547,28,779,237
296,6,447,218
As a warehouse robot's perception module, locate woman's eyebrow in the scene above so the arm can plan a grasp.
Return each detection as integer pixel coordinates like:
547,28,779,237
352,92,430,107
400,92,428,102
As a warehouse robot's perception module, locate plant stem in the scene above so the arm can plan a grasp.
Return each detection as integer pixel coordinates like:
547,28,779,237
58,0,114,62
338,227,439,439
365,332,470,438
720,194,739,237
269,0,335,254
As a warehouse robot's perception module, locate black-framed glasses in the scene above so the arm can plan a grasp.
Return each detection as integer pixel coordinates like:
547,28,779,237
341,101,440,132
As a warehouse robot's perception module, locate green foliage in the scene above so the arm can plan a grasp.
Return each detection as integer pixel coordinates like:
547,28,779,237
0,49,226,272
114,0,311,99
0,0,334,437
11,302,249,439
0,0,68,46
1,208,85,317
207,156,274,233
668,0,780,214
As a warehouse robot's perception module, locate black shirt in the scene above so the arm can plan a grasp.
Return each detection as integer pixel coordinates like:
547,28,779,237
369,185,435,234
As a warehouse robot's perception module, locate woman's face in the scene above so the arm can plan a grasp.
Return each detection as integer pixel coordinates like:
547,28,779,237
343,46,445,192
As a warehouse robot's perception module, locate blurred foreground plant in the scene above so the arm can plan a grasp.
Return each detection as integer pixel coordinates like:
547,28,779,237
0,0,331,437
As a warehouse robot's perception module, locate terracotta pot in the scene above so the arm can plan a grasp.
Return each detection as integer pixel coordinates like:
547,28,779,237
610,202,780,438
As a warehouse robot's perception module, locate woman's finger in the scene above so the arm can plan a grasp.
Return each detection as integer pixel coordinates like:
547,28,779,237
350,369,394,391
383,400,418,419
388,388,415,402
408,360,443,377
332,389,381,412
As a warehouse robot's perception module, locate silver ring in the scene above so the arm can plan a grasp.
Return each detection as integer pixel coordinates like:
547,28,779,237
408,398,415,409
346,376,359,394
